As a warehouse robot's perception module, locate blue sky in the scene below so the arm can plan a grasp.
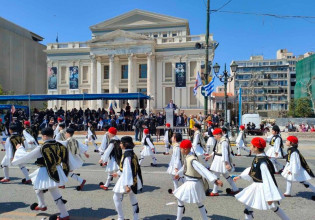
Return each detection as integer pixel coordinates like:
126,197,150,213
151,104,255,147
1,0,314,86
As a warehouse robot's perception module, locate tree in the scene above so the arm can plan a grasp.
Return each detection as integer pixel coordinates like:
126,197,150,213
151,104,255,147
295,97,313,117
288,99,296,117
300,79,315,115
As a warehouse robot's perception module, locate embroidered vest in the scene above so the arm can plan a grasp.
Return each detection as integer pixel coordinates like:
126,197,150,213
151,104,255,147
249,156,277,186
9,134,25,156
109,139,122,164
144,134,153,146
286,147,314,177
119,150,143,194
67,137,79,155
35,140,69,182
184,154,202,179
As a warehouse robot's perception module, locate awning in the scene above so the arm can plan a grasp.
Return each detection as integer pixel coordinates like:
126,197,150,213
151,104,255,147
0,93,150,101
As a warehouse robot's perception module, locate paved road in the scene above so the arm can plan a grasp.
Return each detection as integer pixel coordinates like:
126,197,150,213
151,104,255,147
0,136,315,220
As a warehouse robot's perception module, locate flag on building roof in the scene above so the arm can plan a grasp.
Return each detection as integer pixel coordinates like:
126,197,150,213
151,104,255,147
203,77,215,96
193,71,203,96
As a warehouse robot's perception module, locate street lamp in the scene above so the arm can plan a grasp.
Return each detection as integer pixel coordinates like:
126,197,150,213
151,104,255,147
213,61,238,127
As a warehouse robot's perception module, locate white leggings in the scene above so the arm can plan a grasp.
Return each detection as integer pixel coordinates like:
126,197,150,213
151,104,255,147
85,138,98,150
113,191,139,220
244,205,289,220
212,172,238,193
2,164,30,180
285,180,315,195
176,199,207,220
35,187,69,218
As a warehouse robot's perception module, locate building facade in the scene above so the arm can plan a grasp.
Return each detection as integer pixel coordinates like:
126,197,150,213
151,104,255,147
0,17,47,96
45,10,217,112
231,51,294,117
294,53,315,107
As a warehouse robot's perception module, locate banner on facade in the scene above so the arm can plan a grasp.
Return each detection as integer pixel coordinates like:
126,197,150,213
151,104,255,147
69,66,79,90
48,67,57,90
175,63,186,87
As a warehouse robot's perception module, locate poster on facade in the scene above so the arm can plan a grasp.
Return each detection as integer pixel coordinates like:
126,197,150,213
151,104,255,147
69,66,79,90
47,67,58,90
175,62,186,87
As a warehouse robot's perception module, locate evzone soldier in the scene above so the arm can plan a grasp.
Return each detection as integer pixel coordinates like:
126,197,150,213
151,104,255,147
192,124,210,169
54,117,64,138
282,136,315,200
0,118,8,151
85,121,99,152
234,137,289,220
167,133,183,194
99,127,122,190
12,127,70,220
58,128,89,191
98,125,110,155
207,128,239,196
173,139,223,220
112,136,143,220
266,125,284,174
55,123,67,142
139,128,157,167
163,123,173,155
205,121,215,156
23,120,38,150
0,123,31,184
235,125,251,156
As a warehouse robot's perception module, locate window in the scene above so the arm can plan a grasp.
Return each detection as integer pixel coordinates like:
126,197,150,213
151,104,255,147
61,66,67,84
120,89,129,105
153,34,158,38
139,64,147,78
82,66,89,83
172,32,177,37
165,87,172,106
121,65,128,79
104,65,109,80
165,62,172,81
162,33,167,38
190,61,197,77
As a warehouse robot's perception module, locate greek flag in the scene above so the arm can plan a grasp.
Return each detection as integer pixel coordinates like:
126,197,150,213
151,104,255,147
203,77,215,96
193,71,203,96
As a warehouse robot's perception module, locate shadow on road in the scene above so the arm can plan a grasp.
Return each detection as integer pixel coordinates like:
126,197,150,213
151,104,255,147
0,202,28,214
82,163,96,167
68,207,116,218
141,185,160,192
296,191,315,200
143,214,193,219
208,214,238,219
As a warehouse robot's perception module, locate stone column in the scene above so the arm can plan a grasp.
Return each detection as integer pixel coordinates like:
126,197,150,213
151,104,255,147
128,54,136,109
89,55,97,108
109,55,115,94
114,56,120,109
96,57,103,109
147,53,156,113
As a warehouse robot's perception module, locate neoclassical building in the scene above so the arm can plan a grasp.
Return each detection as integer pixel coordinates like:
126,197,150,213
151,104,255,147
46,9,216,112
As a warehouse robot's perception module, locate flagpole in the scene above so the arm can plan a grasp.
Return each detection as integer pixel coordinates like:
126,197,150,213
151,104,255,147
204,0,210,116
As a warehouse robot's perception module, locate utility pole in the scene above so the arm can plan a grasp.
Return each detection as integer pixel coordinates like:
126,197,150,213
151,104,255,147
204,0,210,116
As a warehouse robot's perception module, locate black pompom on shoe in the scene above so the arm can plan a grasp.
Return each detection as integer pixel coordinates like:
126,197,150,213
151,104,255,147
312,196,315,201
99,182,104,186
22,178,26,183
168,189,173,194
226,188,232,194
30,203,38,210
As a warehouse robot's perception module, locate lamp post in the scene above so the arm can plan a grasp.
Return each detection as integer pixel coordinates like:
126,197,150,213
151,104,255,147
213,61,238,127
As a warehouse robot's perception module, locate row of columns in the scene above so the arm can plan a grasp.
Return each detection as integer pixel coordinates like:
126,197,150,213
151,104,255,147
90,53,155,111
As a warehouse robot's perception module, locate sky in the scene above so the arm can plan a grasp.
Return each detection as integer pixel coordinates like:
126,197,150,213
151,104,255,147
1,0,315,87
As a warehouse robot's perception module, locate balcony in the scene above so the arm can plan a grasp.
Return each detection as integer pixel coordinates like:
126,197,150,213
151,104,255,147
47,42,88,50
155,34,213,44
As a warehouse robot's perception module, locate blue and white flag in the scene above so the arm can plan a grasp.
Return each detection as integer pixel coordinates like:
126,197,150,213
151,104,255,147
193,71,203,96
203,77,215,96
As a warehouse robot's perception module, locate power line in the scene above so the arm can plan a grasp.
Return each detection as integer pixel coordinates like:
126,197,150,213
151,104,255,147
211,0,233,14
210,10,315,20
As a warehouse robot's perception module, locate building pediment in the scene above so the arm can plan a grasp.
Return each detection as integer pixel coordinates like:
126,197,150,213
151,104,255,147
89,29,153,45
90,9,188,32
